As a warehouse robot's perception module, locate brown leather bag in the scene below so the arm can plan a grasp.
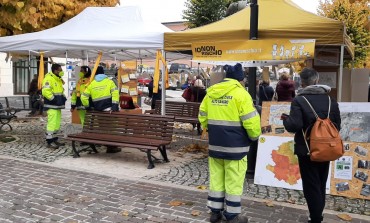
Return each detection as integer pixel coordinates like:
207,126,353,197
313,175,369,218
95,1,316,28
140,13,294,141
301,96,344,162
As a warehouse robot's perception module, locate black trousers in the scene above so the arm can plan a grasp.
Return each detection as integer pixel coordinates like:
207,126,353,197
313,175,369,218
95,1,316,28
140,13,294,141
298,156,329,223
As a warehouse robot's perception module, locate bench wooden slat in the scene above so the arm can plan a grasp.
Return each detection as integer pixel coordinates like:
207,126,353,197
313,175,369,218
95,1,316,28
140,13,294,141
67,133,170,147
65,111,175,169
153,100,201,133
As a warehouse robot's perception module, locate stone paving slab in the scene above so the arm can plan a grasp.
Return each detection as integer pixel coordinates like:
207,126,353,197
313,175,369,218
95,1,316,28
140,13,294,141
1,110,370,217
0,157,369,223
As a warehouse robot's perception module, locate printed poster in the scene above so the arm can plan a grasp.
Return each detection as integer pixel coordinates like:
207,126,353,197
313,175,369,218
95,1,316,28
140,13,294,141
255,135,331,193
334,156,353,180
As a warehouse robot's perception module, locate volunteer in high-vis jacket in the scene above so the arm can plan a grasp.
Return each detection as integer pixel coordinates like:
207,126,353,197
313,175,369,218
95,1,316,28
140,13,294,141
42,63,67,149
81,66,119,112
199,63,261,223
70,66,91,125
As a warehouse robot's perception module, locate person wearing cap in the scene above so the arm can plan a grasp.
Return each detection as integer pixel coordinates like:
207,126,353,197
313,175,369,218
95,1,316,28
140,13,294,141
81,66,119,112
199,63,261,223
42,63,67,149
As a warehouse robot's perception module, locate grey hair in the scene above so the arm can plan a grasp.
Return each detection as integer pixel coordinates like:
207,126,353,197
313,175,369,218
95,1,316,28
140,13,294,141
300,68,319,86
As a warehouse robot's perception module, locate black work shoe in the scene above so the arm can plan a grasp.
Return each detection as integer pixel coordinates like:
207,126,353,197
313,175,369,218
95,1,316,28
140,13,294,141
106,147,121,153
47,142,59,149
210,212,222,223
54,141,65,147
227,215,249,223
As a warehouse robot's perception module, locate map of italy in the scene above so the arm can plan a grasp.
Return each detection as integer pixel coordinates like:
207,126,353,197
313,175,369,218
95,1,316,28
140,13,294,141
266,141,301,185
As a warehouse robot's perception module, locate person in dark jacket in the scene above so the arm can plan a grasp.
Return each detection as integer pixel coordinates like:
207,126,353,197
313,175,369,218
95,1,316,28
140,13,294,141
276,72,296,102
191,77,206,135
282,68,341,223
258,79,274,106
148,77,162,109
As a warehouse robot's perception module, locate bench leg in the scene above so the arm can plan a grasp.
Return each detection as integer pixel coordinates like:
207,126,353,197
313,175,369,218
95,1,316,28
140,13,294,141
0,118,13,132
159,146,170,163
72,141,80,158
89,144,98,154
146,150,155,169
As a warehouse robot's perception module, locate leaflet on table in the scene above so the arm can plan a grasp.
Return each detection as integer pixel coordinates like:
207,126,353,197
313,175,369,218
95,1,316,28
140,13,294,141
121,74,130,83
129,88,138,96
121,85,129,93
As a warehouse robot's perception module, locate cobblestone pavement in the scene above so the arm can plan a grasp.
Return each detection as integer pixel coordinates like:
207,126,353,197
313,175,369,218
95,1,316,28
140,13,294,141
1,110,370,217
0,158,369,223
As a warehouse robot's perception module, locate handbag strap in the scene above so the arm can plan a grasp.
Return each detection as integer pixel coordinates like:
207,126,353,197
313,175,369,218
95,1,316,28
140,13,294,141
261,85,268,100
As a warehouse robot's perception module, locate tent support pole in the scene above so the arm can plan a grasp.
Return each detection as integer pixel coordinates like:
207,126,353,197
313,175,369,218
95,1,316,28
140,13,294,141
161,50,166,115
248,0,258,103
338,45,344,102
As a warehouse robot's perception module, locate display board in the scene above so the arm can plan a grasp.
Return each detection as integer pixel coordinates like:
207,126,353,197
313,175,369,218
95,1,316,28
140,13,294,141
255,101,370,199
118,67,139,105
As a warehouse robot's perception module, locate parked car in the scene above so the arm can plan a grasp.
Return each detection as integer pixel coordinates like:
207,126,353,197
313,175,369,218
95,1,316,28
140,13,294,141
168,63,191,74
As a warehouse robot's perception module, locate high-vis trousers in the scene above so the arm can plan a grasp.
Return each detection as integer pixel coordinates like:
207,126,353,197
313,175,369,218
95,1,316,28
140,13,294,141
78,109,86,126
46,109,61,144
207,156,247,220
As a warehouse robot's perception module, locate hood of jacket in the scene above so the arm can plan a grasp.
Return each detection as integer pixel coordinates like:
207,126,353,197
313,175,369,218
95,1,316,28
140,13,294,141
95,74,107,82
297,84,331,95
206,78,243,99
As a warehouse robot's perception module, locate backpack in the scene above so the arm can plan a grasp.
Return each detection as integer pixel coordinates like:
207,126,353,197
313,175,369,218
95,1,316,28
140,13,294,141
301,95,344,162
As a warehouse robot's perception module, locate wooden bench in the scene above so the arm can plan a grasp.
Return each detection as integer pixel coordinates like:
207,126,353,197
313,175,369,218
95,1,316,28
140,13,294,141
147,100,201,134
65,111,175,169
0,96,32,132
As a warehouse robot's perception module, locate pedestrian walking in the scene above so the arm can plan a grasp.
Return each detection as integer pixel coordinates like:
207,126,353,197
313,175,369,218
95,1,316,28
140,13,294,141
199,63,261,223
42,64,67,149
282,68,341,223
70,66,92,125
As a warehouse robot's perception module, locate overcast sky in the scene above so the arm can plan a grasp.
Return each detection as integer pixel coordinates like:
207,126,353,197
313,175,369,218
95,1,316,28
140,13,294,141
119,0,320,23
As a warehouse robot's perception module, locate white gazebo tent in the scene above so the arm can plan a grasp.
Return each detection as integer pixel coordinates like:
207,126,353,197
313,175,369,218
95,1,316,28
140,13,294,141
0,6,185,113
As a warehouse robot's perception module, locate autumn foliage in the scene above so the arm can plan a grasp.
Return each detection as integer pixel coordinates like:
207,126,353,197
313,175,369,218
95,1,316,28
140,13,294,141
318,0,370,67
0,0,119,36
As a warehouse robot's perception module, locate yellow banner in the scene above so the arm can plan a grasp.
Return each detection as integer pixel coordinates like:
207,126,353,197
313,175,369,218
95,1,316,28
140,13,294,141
192,39,315,61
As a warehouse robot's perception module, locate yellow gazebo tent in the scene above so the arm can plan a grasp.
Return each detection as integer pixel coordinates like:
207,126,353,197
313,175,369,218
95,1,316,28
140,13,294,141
164,0,354,58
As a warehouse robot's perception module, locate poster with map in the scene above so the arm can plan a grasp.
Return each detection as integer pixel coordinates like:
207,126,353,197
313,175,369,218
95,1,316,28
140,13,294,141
256,102,370,199
254,135,331,192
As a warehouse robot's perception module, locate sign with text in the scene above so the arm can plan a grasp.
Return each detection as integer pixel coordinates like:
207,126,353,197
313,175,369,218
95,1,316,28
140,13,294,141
192,39,315,61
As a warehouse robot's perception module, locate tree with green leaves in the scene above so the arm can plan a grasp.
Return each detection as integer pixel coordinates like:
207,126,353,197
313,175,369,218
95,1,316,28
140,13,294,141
182,0,239,28
318,0,370,67
0,0,120,36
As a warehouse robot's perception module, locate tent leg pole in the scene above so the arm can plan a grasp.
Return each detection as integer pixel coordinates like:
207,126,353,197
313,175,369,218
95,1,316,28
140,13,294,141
338,45,344,102
161,50,166,115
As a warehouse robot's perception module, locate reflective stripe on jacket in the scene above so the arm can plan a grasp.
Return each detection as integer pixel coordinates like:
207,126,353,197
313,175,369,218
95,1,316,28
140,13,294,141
199,78,261,160
42,72,66,109
81,78,119,111
71,78,89,109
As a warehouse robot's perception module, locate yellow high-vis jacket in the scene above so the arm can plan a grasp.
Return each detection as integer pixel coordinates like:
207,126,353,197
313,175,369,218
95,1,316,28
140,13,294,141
42,72,66,109
198,78,261,160
81,74,119,111
71,78,89,110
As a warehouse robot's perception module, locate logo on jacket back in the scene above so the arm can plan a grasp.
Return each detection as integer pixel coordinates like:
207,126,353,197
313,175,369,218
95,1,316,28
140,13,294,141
195,46,223,56
211,96,233,106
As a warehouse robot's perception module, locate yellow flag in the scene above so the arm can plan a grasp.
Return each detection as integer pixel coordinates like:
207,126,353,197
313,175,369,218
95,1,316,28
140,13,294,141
153,51,161,93
37,52,44,90
88,51,103,85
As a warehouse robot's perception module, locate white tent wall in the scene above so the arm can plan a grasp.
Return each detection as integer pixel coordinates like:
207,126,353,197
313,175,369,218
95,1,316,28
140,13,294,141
0,53,13,96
